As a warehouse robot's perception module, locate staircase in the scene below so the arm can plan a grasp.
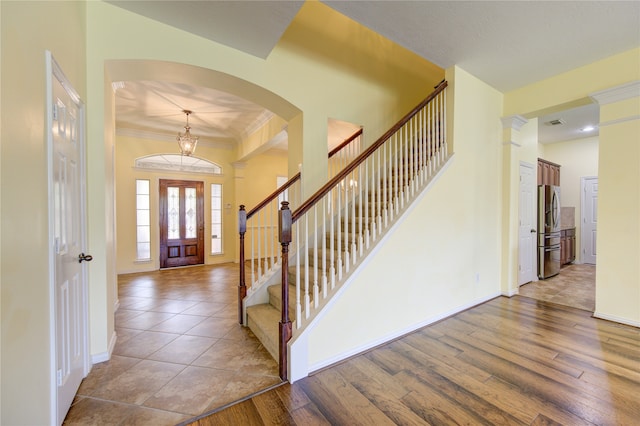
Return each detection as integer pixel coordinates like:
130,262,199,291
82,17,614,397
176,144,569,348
240,81,449,378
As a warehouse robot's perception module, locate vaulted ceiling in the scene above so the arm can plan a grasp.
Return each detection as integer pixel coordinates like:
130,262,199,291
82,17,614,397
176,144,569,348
108,1,639,147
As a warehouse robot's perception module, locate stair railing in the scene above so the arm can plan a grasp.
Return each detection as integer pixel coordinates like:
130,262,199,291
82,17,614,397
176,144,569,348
328,128,363,179
238,129,363,323
277,81,448,379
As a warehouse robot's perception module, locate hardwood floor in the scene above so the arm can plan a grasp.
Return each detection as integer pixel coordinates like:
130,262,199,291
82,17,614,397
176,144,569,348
64,263,281,425
186,296,640,426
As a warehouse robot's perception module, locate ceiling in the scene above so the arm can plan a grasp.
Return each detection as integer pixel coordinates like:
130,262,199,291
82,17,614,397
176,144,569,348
109,1,638,149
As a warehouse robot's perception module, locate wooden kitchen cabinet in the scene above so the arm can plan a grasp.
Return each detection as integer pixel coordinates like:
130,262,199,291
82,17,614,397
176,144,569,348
538,158,560,186
560,228,576,265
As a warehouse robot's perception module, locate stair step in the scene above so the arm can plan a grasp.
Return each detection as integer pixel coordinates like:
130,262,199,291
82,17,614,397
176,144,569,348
268,283,298,320
246,303,280,361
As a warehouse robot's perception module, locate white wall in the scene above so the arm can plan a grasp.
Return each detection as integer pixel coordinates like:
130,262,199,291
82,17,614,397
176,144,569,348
297,66,504,374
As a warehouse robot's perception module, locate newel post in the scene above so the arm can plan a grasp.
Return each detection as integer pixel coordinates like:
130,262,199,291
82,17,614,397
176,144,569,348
278,201,292,380
238,205,247,324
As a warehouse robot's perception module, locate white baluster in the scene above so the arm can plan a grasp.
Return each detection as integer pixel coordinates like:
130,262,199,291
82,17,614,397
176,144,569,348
313,204,319,308
295,219,301,329
336,182,342,281
304,215,310,319
322,197,328,298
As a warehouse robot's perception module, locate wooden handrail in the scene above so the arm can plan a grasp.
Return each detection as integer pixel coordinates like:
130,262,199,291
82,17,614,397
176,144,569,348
245,127,363,220
328,128,363,158
246,172,301,219
292,80,447,222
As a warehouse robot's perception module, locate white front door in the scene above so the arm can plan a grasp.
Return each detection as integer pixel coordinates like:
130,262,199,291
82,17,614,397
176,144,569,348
518,162,536,285
582,177,598,264
47,52,89,425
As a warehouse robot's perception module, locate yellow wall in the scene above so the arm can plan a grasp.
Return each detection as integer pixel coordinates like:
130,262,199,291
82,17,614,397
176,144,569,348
85,0,443,362
1,2,86,424
115,135,288,273
505,48,640,117
594,96,639,324
303,66,504,370
542,136,599,263
505,48,640,326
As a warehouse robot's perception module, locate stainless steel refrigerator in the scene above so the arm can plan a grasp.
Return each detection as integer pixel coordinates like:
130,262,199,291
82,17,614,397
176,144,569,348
538,185,561,279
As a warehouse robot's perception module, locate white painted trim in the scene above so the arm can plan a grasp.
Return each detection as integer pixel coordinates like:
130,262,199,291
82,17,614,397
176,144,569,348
501,115,528,130
599,114,640,128
135,153,222,175
589,80,640,105
46,50,90,426
46,49,57,426
502,288,520,297
116,127,236,150
593,312,640,328
305,292,502,377
92,331,118,364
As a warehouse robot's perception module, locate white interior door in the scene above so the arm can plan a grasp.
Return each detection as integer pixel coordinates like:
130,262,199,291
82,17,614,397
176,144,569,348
582,177,598,264
47,51,89,425
518,162,536,285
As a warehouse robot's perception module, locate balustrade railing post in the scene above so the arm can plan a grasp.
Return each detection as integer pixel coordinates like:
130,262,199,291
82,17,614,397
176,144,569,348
238,205,247,324
278,201,292,381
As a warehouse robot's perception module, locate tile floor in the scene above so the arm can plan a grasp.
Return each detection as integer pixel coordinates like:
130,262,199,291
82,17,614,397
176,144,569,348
63,263,281,425
518,263,595,311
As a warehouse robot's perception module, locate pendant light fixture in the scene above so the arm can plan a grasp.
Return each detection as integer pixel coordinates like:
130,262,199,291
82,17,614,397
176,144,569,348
177,110,199,156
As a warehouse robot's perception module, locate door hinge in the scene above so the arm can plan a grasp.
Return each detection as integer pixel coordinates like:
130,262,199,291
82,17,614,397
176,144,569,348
57,369,63,386
53,103,58,121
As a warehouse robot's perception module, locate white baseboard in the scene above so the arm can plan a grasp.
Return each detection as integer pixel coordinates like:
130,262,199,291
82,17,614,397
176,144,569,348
91,330,117,364
502,287,519,297
306,292,501,375
593,311,640,328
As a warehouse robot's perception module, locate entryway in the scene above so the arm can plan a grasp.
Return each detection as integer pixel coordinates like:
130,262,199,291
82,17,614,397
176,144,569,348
64,263,281,424
159,179,205,268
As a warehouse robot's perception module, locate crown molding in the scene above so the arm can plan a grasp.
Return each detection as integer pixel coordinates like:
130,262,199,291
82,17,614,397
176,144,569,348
116,127,235,150
501,115,528,131
589,81,640,105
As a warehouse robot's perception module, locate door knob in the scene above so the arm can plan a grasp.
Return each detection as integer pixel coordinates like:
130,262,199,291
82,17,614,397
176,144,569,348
78,253,93,263
530,229,536,233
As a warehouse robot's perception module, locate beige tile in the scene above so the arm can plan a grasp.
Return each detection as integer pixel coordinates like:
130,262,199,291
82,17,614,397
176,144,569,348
181,301,228,316
143,366,236,415
185,316,239,338
92,359,185,405
222,324,259,342
77,355,141,396
113,327,143,346
240,344,279,376
120,406,190,426
150,313,208,333
82,264,285,421
192,338,260,370
518,264,595,312
63,397,135,425
150,299,201,314
118,311,177,330
205,373,282,411
114,330,179,358
147,335,217,364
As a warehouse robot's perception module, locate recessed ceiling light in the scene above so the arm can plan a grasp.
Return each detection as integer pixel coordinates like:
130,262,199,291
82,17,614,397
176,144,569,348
581,125,596,132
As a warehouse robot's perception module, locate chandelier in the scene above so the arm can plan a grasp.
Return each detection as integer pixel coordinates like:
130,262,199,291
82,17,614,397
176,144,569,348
177,110,199,156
